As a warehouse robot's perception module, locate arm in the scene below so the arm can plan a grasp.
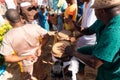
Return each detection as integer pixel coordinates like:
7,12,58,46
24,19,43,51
4,54,36,63
74,52,103,69
68,19,94,38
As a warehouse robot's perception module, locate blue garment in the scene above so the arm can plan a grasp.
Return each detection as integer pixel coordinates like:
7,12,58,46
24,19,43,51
53,0,59,11
38,11,49,31
77,0,84,20
52,0,67,12
77,0,84,16
0,65,6,76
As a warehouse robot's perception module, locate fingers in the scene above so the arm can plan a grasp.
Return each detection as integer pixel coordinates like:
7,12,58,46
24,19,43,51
26,55,36,61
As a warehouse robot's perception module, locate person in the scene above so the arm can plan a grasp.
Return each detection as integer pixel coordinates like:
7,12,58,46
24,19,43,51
38,5,50,31
64,0,77,31
51,41,81,80
68,0,120,80
49,0,68,31
76,0,96,49
0,9,49,79
20,1,39,24
0,53,17,80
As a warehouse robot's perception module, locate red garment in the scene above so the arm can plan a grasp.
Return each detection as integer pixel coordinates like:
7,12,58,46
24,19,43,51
0,0,5,4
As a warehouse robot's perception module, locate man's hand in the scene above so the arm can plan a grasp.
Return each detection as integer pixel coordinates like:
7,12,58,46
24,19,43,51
69,37,76,43
25,55,36,61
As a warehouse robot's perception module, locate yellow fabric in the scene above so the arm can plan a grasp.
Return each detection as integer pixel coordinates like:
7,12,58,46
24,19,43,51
57,0,64,7
64,23,71,30
64,4,77,30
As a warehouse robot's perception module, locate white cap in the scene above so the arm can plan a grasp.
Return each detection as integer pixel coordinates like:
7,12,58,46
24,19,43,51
20,2,31,7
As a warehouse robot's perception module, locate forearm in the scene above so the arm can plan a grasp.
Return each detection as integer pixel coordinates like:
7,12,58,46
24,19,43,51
5,55,27,63
80,28,93,35
74,52,103,69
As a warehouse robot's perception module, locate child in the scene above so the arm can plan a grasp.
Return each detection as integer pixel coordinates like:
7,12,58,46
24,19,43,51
38,5,50,31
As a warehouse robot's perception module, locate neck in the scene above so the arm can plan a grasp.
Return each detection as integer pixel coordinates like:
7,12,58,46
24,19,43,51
11,22,25,28
105,11,120,25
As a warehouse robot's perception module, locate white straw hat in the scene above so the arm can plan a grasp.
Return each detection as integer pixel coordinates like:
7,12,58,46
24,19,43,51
91,0,120,9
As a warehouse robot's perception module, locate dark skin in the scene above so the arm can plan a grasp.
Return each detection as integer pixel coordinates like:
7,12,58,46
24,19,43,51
70,5,120,69
20,5,38,23
66,0,74,5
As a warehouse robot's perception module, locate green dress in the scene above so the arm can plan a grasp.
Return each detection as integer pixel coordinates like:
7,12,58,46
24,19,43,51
77,14,120,80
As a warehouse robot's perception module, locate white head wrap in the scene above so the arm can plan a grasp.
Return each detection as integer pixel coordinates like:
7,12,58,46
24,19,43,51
20,2,31,7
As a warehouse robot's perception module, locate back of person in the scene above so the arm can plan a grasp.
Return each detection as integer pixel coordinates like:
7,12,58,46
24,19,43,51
2,24,47,61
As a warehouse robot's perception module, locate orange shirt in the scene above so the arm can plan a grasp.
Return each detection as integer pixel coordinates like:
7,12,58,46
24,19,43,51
64,3,77,22
64,3,77,30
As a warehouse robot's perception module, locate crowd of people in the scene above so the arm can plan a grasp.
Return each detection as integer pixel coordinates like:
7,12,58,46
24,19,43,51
0,0,120,80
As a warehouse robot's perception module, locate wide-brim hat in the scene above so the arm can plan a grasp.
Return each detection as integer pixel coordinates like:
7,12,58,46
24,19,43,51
91,0,120,9
57,30,71,40
52,41,71,58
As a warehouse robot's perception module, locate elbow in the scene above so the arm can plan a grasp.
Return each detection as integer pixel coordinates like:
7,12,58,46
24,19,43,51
93,59,104,69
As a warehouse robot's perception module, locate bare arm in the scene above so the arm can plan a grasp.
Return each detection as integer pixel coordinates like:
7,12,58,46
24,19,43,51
67,19,94,35
5,54,36,63
74,52,103,69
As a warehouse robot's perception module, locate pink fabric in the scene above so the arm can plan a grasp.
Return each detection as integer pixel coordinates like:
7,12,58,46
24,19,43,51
0,24,47,67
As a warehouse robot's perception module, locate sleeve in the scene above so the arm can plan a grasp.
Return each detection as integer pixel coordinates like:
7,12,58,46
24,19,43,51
0,35,14,56
35,24,48,37
89,20,104,33
77,45,94,55
92,26,120,62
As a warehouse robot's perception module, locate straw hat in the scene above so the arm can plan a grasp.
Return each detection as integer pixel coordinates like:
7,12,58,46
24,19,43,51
57,30,71,41
52,41,71,58
91,0,120,9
